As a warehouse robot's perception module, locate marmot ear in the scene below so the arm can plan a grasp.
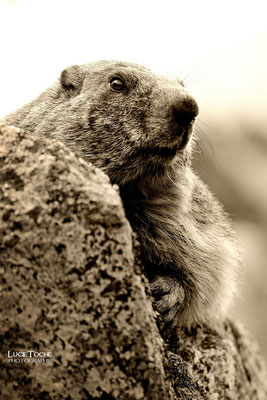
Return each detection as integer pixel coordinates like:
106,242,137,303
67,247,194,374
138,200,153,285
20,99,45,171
60,65,85,97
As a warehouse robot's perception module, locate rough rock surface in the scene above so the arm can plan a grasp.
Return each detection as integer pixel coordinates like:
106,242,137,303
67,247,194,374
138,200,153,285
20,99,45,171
0,125,266,400
175,321,267,399
0,125,188,400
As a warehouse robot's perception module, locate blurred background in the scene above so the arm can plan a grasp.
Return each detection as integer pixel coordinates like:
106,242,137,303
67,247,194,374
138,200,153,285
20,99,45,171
0,0,266,361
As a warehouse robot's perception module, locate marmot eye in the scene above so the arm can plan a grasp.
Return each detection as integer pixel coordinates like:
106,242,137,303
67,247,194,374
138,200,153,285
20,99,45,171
109,77,125,92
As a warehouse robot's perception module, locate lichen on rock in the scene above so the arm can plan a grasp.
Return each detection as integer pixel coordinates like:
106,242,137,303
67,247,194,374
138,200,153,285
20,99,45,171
0,125,179,399
0,125,266,400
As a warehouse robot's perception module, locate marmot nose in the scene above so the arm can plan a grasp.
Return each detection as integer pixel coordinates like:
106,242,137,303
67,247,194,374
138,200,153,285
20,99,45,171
172,96,199,128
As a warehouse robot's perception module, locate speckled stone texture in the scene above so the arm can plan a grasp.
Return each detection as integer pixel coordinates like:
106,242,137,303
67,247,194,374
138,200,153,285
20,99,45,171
0,125,181,400
175,321,267,400
0,125,266,400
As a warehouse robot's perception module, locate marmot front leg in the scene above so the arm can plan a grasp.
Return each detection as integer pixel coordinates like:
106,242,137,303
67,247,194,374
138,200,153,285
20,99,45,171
150,275,185,329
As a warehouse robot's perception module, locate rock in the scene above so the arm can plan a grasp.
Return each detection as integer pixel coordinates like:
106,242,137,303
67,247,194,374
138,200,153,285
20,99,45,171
0,125,266,400
173,321,267,399
0,125,183,399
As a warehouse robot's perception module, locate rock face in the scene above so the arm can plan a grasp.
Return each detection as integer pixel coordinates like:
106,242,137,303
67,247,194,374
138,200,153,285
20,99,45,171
0,125,184,400
0,125,266,400
175,321,267,400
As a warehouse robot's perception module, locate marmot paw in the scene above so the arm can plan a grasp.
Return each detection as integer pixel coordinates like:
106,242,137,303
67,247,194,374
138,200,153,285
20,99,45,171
150,275,185,327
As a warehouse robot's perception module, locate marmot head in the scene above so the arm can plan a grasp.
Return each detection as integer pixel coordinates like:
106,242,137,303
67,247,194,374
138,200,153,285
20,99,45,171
54,61,199,186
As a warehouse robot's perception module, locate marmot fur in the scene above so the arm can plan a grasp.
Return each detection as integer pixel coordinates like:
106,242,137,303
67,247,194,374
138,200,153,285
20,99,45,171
1,61,241,328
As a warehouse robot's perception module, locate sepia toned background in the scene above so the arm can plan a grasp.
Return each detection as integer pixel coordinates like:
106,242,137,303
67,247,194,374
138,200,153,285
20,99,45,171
0,0,266,362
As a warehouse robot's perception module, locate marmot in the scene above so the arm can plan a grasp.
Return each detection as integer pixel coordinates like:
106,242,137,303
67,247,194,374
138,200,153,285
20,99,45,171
1,61,241,328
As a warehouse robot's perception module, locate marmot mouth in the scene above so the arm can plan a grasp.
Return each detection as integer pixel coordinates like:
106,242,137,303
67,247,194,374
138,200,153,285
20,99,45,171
130,145,178,160
152,126,192,157
177,127,191,151
149,146,178,158
131,128,192,160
